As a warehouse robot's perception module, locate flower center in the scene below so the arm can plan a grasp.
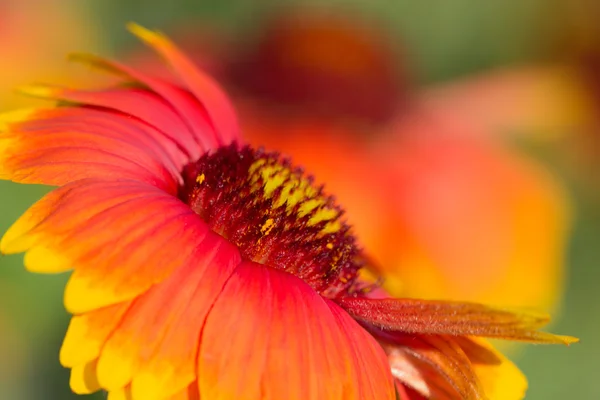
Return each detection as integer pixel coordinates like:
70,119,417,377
181,143,361,297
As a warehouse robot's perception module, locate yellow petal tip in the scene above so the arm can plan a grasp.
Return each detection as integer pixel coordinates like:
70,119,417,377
0,108,38,129
559,335,579,346
16,84,58,99
70,360,101,394
127,22,165,45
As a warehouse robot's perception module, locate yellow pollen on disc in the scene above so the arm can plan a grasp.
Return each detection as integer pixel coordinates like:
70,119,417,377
248,159,341,234
185,144,361,295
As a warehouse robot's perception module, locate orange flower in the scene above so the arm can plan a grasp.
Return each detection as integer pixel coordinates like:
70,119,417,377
0,0,102,108
0,24,576,400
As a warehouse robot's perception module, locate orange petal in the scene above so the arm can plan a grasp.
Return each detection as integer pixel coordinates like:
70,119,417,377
375,133,570,313
338,297,578,344
1,180,225,313
197,261,396,400
128,23,240,145
75,231,239,399
0,107,180,192
457,337,528,400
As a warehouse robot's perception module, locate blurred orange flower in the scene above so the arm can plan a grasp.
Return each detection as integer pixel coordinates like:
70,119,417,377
222,9,572,314
0,0,102,108
0,24,576,400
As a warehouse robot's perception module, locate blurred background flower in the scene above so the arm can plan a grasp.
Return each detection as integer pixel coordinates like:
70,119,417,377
0,1,598,399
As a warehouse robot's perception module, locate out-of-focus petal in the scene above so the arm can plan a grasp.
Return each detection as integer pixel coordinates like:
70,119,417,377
0,0,102,109
197,261,396,400
128,23,240,144
374,133,570,312
417,65,596,142
339,297,578,344
456,337,527,400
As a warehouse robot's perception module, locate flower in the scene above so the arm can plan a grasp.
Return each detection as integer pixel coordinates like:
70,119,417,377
0,24,576,400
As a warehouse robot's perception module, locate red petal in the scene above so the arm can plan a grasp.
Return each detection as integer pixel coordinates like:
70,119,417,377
69,52,223,150
128,23,240,145
197,261,396,400
1,107,181,192
19,85,200,161
338,297,578,344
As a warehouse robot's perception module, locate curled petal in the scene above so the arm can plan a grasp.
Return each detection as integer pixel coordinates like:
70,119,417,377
338,297,578,344
198,261,396,400
379,332,486,400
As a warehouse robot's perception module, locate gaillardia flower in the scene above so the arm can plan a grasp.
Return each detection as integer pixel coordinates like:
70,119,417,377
0,24,576,400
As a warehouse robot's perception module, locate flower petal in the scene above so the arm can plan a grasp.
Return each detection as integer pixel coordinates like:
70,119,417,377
94,231,239,399
70,359,101,394
1,179,225,313
381,333,485,400
62,230,239,399
456,337,528,400
338,297,578,344
128,23,240,145
61,302,132,368
197,261,396,400
0,107,180,191
18,84,198,162
68,52,222,150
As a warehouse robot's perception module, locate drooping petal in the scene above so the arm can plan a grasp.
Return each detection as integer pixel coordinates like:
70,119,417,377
128,23,240,145
0,179,226,314
381,333,485,400
0,107,181,192
338,297,578,344
197,261,396,400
